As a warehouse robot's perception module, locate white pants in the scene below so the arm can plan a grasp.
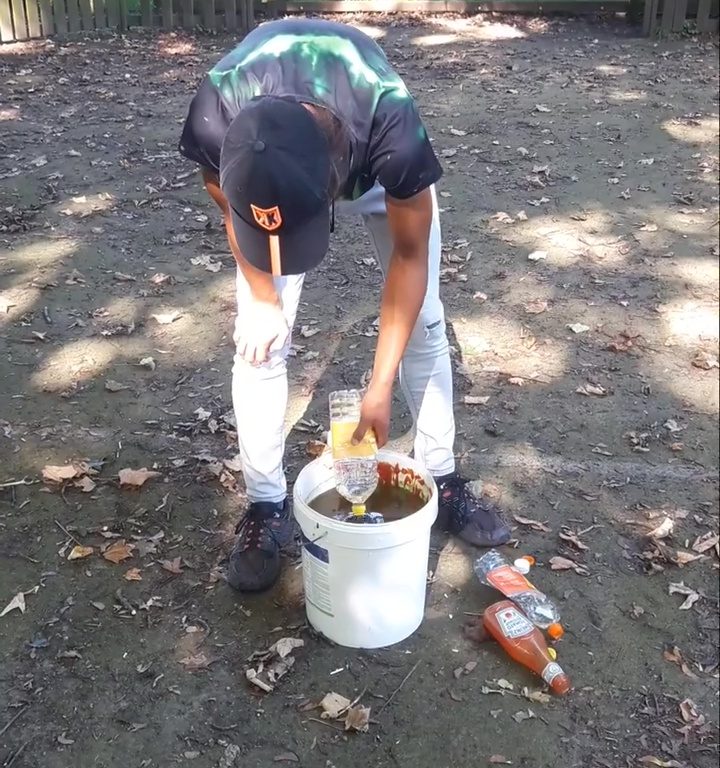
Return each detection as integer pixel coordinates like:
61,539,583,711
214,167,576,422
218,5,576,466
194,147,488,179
232,183,456,503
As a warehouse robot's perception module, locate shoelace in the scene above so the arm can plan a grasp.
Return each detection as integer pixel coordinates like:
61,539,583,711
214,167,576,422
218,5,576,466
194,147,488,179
235,510,283,553
437,475,471,529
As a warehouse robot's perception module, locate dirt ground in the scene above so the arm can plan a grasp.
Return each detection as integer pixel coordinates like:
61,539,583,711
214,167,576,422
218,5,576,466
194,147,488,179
0,12,718,768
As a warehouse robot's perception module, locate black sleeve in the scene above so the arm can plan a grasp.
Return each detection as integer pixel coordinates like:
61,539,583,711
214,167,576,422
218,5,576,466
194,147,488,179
178,76,232,174
367,93,443,200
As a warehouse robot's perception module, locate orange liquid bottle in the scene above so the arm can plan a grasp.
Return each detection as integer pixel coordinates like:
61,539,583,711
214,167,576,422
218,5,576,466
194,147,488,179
483,600,571,695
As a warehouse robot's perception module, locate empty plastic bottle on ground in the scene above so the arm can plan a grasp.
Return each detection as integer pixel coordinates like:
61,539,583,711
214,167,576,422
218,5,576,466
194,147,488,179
474,549,564,639
483,600,571,695
328,389,382,523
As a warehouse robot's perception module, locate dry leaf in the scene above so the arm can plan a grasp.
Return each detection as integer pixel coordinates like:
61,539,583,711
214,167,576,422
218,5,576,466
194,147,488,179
522,688,551,705
179,651,215,671
124,568,143,581
692,351,719,370
527,250,547,262
1,592,26,617
534,104,551,113
679,698,699,723
105,379,129,392
57,732,74,745
647,517,674,540
300,325,320,338
114,272,136,282
512,709,536,723
489,757,512,765
268,637,304,659
344,704,371,732
273,753,300,763
524,299,548,314
668,582,701,610
464,395,490,406
576,383,607,397
508,377,525,386
161,557,183,575
68,545,94,561
75,476,96,493
559,530,589,551
42,464,82,483
639,758,684,768
567,323,590,334
320,692,352,719
674,551,704,567
513,514,551,533
549,556,589,575
692,531,719,553
118,467,161,488
151,310,182,325
102,540,134,564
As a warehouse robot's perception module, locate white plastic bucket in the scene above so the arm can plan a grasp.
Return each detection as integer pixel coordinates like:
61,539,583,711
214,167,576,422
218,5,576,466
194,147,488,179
293,449,438,649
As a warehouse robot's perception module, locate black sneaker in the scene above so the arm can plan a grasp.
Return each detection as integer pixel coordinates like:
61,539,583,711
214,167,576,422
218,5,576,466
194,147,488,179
227,500,294,592
434,473,511,547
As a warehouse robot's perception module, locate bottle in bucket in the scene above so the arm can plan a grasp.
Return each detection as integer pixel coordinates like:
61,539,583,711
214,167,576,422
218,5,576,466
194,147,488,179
328,389,383,524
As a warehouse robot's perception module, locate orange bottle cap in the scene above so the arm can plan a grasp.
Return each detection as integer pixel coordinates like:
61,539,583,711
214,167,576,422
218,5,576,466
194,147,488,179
522,555,536,566
548,623,565,640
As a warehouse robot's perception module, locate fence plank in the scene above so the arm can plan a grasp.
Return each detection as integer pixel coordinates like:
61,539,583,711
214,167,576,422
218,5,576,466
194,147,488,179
161,0,173,27
671,0,687,29
642,0,658,34
225,0,236,29
65,0,81,30
140,0,152,26
25,0,43,36
0,0,15,41
93,0,106,28
78,0,92,28
200,0,215,29
243,0,253,32
53,0,68,33
181,0,193,27
695,0,712,30
37,0,52,34
10,0,28,38
105,0,120,27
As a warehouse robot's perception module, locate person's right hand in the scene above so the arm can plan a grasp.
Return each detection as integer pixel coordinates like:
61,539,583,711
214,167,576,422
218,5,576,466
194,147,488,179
236,300,289,365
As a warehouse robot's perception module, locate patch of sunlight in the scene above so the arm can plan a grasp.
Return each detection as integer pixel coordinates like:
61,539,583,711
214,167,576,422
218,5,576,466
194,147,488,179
354,25,386,41
411,33,460,47
669,257,720,289
662,117,719,147
3,236,79,268
663,300,719,342
32,338,121,392
607,89,647,103
157,39,198,56
0,106,21,120
55,193,115,218
645,352,720,414
432,16,526,40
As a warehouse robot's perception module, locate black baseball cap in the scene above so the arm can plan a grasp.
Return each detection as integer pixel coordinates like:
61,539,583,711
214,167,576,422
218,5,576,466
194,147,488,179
219,97,332,276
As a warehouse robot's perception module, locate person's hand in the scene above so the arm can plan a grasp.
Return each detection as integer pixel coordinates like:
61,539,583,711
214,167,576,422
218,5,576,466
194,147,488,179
352,383,392,448
236,300,289,365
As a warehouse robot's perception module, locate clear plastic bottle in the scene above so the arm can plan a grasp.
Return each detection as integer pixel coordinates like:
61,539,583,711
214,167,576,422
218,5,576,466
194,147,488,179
328,389,382,523
474,549,564,640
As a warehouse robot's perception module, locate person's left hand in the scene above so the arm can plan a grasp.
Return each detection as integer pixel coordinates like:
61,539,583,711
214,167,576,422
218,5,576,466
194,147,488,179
352,383,392,448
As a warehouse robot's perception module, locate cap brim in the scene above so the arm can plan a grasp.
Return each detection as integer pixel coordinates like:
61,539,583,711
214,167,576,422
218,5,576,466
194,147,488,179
229,205,330,276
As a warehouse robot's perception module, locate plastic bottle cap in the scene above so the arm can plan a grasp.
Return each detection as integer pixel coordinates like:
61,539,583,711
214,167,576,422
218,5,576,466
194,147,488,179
547,647,558,661
513,558,531,575
522,555,536,566
548,623,565,641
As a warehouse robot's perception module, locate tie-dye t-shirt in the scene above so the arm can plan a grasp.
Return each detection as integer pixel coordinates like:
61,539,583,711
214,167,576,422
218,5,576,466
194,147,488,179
179,18,442,201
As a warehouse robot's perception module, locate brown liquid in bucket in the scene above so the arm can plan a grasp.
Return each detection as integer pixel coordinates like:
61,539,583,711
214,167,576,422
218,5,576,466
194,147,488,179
309,461,429,523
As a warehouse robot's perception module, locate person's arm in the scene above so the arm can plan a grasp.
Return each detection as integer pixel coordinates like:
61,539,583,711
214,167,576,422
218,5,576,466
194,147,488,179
353,187,433,446
202,169,288,364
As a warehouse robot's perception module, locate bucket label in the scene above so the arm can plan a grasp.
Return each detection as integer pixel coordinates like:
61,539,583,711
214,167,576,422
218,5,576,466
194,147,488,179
496,606,535,639
301,534,333,616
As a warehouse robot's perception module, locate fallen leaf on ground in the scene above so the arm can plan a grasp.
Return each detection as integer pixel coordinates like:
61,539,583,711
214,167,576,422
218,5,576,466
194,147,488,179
647,516,674,540
105,379,129,392
1,592,26,617
559,530,589,551
179,652,216,671
674,551,704,567
508,376,525,386
567,323,590,334
273,753,300,763
527,250,547,262
513,514,551,533
638,758,685,768
576,383,607,397
691,351,719,370
161,557,183,575
496,679,515,691
269,637,304,659
549,556,589,575
57,732,74,745
606,334,634,352
137,356,156,370
114,271,136,282
464,395,490,406
75,476,96,493
344,705,371,732
489,757,512,765
522,688,551,705
534,104,551,113
102,540,134,564
668,582,701,610
42,464,82,483
320,692,352,719
190,255,222,272
151,310,182,325
68,545,94,561
124,568,143,581
300,325,320,338
524,299,548,314
118,467,161,488
512,709,536,723
692,531,719,553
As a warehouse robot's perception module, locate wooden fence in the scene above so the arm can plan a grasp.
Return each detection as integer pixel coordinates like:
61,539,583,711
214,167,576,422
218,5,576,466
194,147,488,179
0,0,717,42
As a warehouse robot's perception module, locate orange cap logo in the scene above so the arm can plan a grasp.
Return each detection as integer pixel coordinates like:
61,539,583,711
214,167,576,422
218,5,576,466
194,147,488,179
250,204,282,232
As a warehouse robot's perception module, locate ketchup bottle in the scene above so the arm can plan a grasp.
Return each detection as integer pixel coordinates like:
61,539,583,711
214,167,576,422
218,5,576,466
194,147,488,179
483,600,571,695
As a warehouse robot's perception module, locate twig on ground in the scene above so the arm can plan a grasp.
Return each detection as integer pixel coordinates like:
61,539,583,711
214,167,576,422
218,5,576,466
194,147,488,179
0,706,28,738
54,519,83,546
376,661,420,717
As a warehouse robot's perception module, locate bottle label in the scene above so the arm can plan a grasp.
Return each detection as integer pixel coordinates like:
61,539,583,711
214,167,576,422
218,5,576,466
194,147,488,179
330,421,376,460
496,606,535,639
486,564,535,597
541,662,564,685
